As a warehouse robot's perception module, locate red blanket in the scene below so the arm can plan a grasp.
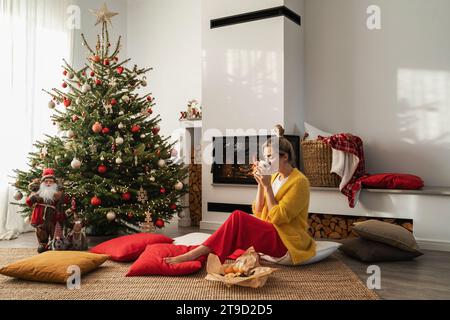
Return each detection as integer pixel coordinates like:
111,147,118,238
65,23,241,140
318,133,369,208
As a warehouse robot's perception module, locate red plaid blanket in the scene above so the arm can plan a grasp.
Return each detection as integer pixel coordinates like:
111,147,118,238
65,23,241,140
318,133,369,208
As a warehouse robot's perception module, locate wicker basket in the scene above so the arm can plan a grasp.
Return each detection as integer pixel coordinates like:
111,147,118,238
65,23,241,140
301,134,341,187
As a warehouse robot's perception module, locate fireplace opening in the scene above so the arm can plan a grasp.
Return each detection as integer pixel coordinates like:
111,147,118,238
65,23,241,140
211,134,300,185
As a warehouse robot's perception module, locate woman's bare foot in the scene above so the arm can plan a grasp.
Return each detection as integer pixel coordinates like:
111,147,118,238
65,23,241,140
164,252,194,264
164,245,212,264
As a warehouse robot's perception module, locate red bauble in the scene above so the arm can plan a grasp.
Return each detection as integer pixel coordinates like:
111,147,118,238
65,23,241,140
92,122,103,133
131,125,141,133
155,149,161,157
121,192,131,201
170,204,177,210
116,67,124,74
72,115,79,122
63,70,68,76
95,79,102,85
102,127,110,134
127,212,134,219
62,82,68,88
159,188,166,194
63,99,71,107
147,108,153,115
90,71,95,77
155,219,164,228
103,59,110,66
82,71,86,76
98,165,107,174
147,96,153,102
110,98,117,106
152,126,160,135
90,196,102,206
92,55,101,63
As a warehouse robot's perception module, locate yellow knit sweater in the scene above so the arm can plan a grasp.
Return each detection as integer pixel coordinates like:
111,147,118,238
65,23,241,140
252,168,316,265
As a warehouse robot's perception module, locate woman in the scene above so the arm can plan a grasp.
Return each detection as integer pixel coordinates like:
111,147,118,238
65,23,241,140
165,129,316,265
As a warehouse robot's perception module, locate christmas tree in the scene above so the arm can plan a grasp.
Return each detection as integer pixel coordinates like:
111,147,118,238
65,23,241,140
11,5,188,236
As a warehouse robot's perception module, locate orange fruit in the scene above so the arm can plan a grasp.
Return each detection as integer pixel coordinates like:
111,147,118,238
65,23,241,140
224,266,235,274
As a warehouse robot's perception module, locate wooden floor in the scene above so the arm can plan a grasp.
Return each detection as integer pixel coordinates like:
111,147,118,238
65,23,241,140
1,221,449,300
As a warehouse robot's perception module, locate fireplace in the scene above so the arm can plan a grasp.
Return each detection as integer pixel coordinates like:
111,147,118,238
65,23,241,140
211,135,300,185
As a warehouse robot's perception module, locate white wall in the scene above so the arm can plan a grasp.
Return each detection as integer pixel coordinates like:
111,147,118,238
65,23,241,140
201,0,305,229
304,0,450,186
72,0,128,69
126,0,202,140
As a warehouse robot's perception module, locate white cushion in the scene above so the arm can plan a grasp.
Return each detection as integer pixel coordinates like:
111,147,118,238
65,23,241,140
261,241,342,266
173,232,211,246
173,233,341,266
304,122,332,141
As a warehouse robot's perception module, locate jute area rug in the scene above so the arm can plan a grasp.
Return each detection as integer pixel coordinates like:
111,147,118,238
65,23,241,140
0,249,378,300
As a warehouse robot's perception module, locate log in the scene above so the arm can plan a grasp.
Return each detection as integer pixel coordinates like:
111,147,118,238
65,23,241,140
322,219,330,227
338,220,347,230
402,222,413,233
329,232,342,239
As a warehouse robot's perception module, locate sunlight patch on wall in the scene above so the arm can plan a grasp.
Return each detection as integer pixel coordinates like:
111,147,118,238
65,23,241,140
226,48,279,101
397,69,450,145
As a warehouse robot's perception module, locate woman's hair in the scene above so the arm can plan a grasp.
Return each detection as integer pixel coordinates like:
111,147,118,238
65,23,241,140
263,125,296,167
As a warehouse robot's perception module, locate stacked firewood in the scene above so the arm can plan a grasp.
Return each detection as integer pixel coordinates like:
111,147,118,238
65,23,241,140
189,163,202,226
308,213,414,239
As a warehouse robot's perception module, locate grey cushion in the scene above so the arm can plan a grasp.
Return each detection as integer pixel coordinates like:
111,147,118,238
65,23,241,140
353,219,422,254
339,237,423,262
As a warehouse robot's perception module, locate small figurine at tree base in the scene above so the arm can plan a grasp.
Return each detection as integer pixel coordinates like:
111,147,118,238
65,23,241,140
25,168,66,253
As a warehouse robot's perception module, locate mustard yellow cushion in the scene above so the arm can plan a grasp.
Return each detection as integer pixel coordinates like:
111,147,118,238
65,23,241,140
0,251,109,284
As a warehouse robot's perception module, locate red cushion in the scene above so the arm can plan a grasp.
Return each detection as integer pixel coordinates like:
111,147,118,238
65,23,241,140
126,243,206,276
361,174,424,190
89,233,173,262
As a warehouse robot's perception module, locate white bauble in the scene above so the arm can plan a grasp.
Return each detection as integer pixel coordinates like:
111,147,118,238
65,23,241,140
64,142,73,150
174,181,184,191
67,130,75,139
121,95,130,103
158,159,166,167
118,111,124,116
115,157,123,164
71,158,82,169
67,72,75,79
118,122,124,129
81,83,91,93
140,134,145,139
149,176,155,182
106,211,116,221
170,148,178,157
115,136,124,145
48,101,56,109
111,188,117,193
100,155,105,161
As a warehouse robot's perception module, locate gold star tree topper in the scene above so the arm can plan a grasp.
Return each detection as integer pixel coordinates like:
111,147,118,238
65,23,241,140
90,3,119,26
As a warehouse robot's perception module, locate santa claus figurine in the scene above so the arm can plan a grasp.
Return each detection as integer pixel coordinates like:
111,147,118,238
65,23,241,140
25,168,66,253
